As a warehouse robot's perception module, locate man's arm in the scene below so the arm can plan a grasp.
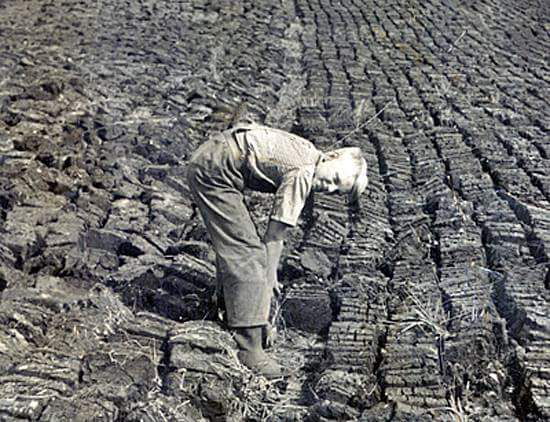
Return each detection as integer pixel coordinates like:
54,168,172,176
265,167,314,292
263,219,290,294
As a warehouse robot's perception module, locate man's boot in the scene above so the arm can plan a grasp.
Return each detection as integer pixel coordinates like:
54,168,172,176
233,326,284,379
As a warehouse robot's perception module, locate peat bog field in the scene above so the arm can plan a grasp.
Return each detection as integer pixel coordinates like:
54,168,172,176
0,0,549,420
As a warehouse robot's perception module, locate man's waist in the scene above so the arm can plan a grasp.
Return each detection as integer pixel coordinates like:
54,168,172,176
221,131,243,163
223,130,281,193
222,130,253,183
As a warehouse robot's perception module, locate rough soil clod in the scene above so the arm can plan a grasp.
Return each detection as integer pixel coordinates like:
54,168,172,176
0,0,549,421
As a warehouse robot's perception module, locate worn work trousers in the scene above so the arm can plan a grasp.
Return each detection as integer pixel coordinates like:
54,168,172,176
187,135,270,328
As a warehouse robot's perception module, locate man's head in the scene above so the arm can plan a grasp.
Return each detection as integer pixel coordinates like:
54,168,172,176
312,147,368,205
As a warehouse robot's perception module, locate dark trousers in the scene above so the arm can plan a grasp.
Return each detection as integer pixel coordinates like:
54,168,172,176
187,135,271,327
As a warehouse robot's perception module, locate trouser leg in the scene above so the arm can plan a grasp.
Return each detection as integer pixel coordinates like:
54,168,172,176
187,163,271,328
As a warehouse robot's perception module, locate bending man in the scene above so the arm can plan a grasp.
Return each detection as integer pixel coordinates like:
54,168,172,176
187,123,368,378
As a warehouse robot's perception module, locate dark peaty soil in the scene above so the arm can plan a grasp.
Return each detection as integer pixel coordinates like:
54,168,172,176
0,0,549,421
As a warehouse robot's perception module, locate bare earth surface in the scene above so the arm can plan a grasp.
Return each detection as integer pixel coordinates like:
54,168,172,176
0,0,549,420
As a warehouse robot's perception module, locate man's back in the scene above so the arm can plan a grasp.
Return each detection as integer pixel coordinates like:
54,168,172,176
230,124,322,192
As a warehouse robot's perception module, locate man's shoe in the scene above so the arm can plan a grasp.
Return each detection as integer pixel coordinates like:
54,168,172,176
233,326,285,379
237,350,284,379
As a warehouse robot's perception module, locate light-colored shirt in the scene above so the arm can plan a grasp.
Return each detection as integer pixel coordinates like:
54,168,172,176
231,124,322,226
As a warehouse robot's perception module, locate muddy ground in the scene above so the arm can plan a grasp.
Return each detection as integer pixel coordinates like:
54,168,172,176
0,0,549,421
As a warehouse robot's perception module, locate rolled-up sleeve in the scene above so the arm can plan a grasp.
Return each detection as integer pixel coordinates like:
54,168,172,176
270,166,314,226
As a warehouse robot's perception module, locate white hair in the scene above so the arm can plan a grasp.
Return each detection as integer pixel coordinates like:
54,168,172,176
326,147,368,205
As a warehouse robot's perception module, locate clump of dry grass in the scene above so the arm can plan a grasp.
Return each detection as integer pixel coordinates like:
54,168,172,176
430,386,474,422
384,287,450,340
167,320,308,421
